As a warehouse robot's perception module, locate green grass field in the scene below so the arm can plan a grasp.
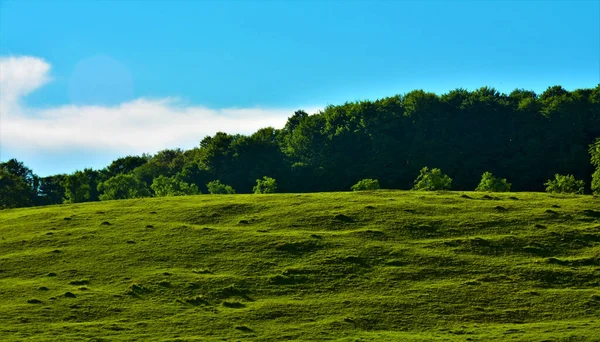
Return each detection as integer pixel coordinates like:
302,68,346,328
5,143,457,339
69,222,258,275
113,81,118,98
1,191,599,341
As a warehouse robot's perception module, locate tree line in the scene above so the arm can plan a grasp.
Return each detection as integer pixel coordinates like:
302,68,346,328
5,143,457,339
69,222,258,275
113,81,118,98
1,85,599,209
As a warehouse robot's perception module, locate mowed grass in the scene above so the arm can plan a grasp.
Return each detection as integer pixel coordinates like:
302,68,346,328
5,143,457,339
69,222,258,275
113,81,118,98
1,191,599,341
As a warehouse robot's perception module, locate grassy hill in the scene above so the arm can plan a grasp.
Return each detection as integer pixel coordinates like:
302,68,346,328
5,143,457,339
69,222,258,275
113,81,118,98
1,191,599,341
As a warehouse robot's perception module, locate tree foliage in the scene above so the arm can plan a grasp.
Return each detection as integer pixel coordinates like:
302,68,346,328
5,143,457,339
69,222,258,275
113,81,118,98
2,85,599,207
151,175,199,197
97,174,150,201
351,179,380,191
589,138,600,195
253,176,277,194
206,180,235,194
544,174,585,195
412,167,452,191
0,169,32,209
475,172,512,192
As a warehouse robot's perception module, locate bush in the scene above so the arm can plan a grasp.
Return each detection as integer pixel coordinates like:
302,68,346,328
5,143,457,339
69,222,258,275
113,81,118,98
351,179,380,191
590,138,600,195
593,169,600,196
544,174,585,194
206,180,235,194
475,172,511,192
253,176,277,194
151,175,199,197
412,167,452,191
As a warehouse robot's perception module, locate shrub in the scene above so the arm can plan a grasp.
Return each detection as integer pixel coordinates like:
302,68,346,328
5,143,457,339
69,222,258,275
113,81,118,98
475,172,511,192
590,138,600,195
151,175,199,197
544,174,585,194
253,176,277,194
412,167,452,191
206,180,235,194
351,179,380,191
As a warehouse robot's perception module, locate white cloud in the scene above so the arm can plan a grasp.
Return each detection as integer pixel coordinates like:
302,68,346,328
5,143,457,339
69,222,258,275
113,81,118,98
0,56,320,158
0,56,51,111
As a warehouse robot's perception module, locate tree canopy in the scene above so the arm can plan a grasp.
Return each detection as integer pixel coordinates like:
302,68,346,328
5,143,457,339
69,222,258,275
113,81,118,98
1,85,599,208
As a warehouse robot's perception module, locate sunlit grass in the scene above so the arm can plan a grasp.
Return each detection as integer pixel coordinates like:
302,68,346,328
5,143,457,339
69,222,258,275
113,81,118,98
1,191,599,341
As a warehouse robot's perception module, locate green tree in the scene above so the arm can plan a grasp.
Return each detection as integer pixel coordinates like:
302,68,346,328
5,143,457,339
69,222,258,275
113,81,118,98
0,169,32,209
97,174,150,200
63,171,92,203
106,155,148,177
475,172,511,192
253,176,277,194
413,167,452,191
544,174,585,194
0,159,40,205
151,175,199,197
206,180,235,194
38,175,66,205
350,179,380,191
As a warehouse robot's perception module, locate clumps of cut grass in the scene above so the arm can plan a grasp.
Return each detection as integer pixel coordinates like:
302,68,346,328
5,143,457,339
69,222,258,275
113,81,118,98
37,286,49,291
64,292,76,298
46,272,57,277
333,214,353,223
534,224,547,229
238,220,249,224
27,298,42,304
157,281,171,287
460,194,472,199
546,257,600,267
126,240,136,244
385,259,407,267
192,269,211,274
234,325,252,332
69,279,89,285
145,225,154,228
184,296,209,306
583,210,600,218
464,280,481,286
222,300,245,308
522,245,551,256
78,287,88,291
125,283,150,296
51,249,61,253
269,272,309,285
274,240,320,254
63,217,72,221
100,221,111,226
221,284,248,297
354,229,386,240
545,209,558,215
494,206,507,211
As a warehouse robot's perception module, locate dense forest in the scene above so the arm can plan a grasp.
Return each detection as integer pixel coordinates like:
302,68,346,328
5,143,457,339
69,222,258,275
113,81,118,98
2,85,600,209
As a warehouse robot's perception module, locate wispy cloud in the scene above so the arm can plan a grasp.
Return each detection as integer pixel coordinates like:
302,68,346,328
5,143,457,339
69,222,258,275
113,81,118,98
0,56,320,158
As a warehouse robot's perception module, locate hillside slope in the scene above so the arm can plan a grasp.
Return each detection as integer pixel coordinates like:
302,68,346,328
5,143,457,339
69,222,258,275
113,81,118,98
1,191,599,341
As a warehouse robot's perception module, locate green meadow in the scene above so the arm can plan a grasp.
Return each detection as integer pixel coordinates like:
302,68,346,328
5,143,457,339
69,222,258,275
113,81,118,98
1,191,599,341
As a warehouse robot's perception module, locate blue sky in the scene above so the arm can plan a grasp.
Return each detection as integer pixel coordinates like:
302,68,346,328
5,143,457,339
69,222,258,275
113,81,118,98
0,0,599,176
